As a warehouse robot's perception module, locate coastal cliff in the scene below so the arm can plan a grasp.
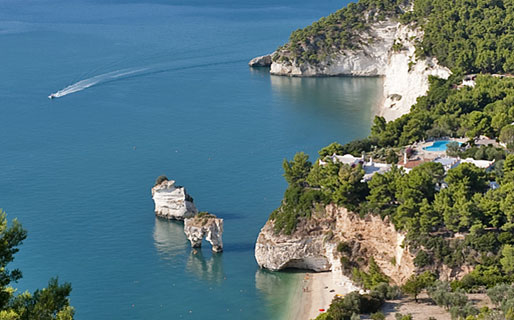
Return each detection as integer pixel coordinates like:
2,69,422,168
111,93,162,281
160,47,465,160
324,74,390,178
184,213,224,252
151,179,198,220
255,204,415,285
263,21,450,121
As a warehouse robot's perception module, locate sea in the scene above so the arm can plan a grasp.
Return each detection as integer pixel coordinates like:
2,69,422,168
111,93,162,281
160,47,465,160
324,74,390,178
0,0,382,319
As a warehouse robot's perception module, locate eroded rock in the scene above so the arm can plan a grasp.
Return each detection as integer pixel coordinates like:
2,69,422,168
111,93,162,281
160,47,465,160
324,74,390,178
255,204,415,285
184,213,224,252
249,54,273,67
151,179,197,220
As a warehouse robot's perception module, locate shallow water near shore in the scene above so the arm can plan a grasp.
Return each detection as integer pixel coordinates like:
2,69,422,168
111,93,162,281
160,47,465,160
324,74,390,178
0,0,381,319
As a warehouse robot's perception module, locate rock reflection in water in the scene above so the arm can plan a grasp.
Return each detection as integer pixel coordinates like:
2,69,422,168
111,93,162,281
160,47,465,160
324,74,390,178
269,75,382,126
186,249,225,284
153,217,225,283
153,218,188,260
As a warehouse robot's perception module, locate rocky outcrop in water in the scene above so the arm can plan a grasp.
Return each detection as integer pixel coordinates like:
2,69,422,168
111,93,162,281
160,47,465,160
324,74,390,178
255,204,415,285
151,179,198,220
248,54,273,67
184,213,224,252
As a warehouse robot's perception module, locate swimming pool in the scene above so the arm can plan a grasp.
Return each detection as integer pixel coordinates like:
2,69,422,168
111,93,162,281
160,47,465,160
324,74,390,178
423,140,461,152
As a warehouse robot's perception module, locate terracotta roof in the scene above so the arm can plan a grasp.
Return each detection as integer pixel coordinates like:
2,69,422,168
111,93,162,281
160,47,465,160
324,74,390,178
400,159,426,169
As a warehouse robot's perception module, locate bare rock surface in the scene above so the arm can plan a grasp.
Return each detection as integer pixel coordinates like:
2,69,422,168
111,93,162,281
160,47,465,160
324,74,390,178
255,204,415,285
184,214,224,252
248,54,273,67
151,179,197,220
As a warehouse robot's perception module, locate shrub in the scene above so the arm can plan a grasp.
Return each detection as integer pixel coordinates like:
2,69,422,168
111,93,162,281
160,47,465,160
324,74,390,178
352,257,390,289
402,271,436,302
372,282,402,300
337,241,351,254
359,294,384,314
155,175,168,186
395,314,412,320
371,312,385,320
413,250,432,268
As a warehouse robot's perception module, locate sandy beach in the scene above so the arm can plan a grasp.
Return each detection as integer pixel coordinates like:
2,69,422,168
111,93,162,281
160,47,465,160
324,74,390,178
288,271,360,320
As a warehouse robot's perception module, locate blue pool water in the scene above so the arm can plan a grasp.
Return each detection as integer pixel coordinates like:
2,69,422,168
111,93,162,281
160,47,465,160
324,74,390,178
423,140,460,152
0,0,381,319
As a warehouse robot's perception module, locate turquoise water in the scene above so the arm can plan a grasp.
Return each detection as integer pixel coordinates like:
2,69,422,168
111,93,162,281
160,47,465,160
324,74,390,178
423,140,460,152
0,0,381,319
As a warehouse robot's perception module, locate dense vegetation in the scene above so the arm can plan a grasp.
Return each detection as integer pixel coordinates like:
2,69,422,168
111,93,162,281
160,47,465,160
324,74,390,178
269,73,514,317
406,0,514,74
275,0,514,75
271,0,514,317
314,283,400,320
0,211,74,320
322,75,514,154
272,0,409,64
273,77,514,287
272,74,514,236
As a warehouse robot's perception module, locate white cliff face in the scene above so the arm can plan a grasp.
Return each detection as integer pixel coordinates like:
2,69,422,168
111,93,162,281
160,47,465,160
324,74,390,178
184,216,224,252
270,20,398,77
380,24,451,121
268,21,451,121
255,205,415,285
151,180,198,220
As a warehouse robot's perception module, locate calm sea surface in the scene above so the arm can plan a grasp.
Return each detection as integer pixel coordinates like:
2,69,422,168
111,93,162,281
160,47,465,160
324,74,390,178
0,0,381,319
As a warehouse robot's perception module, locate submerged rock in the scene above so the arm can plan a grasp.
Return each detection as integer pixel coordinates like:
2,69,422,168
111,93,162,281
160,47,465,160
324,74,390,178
184,213,224,252
151,179,197,220
248,54,273,67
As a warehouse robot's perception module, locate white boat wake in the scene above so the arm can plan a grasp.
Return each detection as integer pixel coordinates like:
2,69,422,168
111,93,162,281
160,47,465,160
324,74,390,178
48,67,148,99
48,57,246,99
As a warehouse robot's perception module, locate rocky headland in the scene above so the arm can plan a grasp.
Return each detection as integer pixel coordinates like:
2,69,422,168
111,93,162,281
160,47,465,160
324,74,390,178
255,204,415,285
250,21,450,121
255,204,473,286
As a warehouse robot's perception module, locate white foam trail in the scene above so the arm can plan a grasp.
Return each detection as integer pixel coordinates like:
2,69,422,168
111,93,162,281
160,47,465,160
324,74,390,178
49,67,148,99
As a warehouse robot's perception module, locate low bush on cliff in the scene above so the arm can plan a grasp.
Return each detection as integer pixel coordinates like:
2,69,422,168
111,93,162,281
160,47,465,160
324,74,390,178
155,175,168,186
352,257,390,290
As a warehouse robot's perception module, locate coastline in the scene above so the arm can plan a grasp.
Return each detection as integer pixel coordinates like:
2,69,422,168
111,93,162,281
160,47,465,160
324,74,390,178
288,272,356,320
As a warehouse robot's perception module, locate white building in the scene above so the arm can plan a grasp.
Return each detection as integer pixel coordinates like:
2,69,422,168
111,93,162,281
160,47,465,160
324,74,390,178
320,154,392,182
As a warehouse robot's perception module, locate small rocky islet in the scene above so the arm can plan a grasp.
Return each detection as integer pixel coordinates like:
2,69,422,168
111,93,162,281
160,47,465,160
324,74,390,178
151,176,223,253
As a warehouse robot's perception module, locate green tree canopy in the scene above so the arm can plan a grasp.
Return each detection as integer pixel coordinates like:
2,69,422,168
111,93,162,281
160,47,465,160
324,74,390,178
0,211,74,320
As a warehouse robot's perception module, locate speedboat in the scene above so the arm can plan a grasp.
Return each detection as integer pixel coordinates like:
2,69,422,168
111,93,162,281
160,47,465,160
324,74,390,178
48,94,56,99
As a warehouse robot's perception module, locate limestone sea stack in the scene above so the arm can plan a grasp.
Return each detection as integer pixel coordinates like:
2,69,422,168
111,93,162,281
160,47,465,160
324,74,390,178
184,213,224,252
151,177,198,220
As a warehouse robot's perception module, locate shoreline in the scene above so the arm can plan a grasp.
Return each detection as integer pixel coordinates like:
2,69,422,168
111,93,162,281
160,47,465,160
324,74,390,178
287,271,355,320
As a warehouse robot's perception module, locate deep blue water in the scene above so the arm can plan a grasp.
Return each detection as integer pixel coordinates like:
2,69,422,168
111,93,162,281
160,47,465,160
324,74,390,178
0,0,381,319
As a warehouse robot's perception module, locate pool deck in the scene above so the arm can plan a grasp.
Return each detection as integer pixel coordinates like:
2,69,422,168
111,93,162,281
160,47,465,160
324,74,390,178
413,138,468,160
